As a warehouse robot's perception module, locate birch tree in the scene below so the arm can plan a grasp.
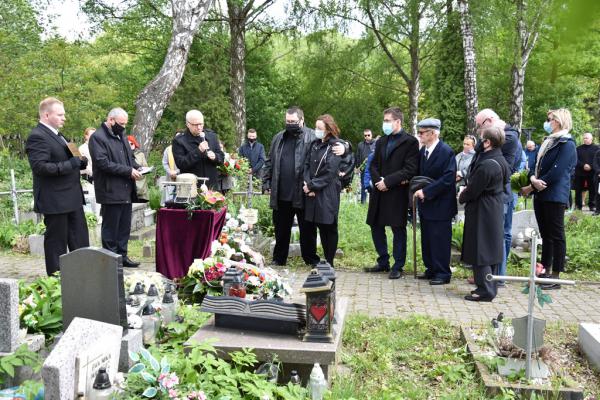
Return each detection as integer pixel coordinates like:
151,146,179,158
457,0,478,135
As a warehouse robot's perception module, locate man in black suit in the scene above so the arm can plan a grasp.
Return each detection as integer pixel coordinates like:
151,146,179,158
365,107,420,279
26,97,90,276
89,108,142,268
172,109,225,189
413,118,458,285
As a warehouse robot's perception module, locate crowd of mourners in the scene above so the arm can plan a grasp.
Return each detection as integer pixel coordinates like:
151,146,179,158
28,97,599,303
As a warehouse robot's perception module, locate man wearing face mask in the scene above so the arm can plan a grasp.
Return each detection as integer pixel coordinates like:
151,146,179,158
365,107,419,279
238,128,266,179
172,109,224,189
263,106,347,266
89,108,142,268
356,129,375,203
472,109,522,286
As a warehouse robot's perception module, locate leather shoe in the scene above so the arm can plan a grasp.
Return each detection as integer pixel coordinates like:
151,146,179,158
464,294,493,302
430,279,450,285
541,283,561,290
416,274,430,280
364,265,390,273
388,269,403,279
123,256,140,268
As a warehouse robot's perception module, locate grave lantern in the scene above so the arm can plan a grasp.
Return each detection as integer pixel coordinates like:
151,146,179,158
161,290,176,325
315,260,336,317
141,303,160,345
147,284,159,305
223,266,246,298
300,269,333,343
132,282,146,305
89,367,113,400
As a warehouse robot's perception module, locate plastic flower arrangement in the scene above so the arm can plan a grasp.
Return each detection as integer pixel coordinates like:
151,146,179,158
217,154,241,176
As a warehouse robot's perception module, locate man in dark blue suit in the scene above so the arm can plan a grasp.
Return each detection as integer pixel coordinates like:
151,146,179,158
413,118,458,285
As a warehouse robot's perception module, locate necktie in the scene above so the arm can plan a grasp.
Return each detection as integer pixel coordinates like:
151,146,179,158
425,149,429,160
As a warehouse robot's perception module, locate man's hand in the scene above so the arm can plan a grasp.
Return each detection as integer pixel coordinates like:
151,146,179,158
338,171,346,177
303,181,310,194
131,169,142,180
168,170,177,180
375,178,387,191
332,143,345,156
198,141,209,152
308,192,316,197
207,150,216,160
584,163,592,171
414,189,425,201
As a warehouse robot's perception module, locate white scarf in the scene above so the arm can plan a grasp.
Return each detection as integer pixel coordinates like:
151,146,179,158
535,129,570,177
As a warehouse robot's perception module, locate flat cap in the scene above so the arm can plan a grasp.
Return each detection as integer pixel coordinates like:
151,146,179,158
416,118,441,130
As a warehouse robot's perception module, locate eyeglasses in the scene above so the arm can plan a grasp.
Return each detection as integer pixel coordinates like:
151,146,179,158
187,122,204,127
546,117,555,123
417,130,432,136
476,118,490,129
364,135,371,138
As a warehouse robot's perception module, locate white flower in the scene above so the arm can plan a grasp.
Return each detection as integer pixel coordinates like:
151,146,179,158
240,244,250,253
188,259,205,274
247,276,261,287
240,223,249,232
128,315,143,329
226,213,232,220
226,218,239,228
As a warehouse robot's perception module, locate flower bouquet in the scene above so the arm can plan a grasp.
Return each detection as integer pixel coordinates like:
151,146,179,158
179,257,228,303
510,170,530,193
185,190,226,216
218,156,241,176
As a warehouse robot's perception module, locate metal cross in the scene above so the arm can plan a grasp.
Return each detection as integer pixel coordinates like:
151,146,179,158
486,231,575,380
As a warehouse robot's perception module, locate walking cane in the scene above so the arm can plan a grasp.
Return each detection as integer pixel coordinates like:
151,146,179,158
412,193,418,279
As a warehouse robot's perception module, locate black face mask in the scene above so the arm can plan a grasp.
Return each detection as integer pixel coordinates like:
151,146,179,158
248,138,256,143
112,122,125,136
474,140,484,153
285,123,302,135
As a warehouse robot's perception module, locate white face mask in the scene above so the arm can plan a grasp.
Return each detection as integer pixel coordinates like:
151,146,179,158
315,129,325,139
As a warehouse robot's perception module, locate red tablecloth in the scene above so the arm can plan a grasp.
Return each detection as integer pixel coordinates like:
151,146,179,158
156,207,227,279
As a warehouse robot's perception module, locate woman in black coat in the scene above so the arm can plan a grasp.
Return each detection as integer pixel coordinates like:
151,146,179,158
303,114,342,267
459,126,510,301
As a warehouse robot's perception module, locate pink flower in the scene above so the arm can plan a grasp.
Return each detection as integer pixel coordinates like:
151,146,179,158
168,388,178,398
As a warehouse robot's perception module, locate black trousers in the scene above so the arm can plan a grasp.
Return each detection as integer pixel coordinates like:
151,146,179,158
420,218,452,281
316,221,338,267
473,264,498,299
574,175,595,210
43,208,89,276
534,199,566,274
272,201,319,265
101,203,133,257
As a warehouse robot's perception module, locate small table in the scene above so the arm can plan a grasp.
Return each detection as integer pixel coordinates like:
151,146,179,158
155,207,227,279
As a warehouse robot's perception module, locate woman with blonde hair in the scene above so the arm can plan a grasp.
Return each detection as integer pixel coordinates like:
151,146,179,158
521,109,577,289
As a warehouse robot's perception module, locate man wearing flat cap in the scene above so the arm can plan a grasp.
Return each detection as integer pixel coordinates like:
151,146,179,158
413,118,457,284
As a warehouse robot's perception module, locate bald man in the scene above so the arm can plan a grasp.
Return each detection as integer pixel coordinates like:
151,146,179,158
172,110,225,189
575,132,598,211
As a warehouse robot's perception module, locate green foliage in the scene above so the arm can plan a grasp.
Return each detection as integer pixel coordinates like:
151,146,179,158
0,344,41,386
0,220,44,250
451,222,464,251
522,283,553,308
19,275,63,341
85,212,97,228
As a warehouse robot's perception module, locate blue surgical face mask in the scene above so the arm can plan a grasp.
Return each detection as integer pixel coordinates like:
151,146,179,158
314,129,325,139
543,120,552,134
382,122,393,136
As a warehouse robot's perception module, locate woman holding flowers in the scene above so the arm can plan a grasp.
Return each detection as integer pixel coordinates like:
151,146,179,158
303,114,343,267
521,109,577,289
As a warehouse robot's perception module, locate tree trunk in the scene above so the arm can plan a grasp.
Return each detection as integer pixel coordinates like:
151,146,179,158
457,0,478,135
133,0,215,154
406,0,420,135
228,0,247,146
597,83,600,141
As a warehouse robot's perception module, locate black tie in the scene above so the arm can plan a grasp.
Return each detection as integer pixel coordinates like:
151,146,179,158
425,149,429,160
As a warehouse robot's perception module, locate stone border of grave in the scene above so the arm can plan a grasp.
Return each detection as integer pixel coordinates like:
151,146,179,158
461,326,584,399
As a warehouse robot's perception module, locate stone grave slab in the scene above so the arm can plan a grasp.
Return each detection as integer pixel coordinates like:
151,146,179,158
185,297,349,385
60,247,128,330
119,329,143,372
511,210,539,242
42,317,122,400
0,278,19,353
578,323,600,370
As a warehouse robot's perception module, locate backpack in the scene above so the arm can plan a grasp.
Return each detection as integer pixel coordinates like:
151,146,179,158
339,140,355,189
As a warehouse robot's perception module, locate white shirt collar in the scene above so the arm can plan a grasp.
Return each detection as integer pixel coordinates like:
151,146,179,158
425,138,439,157
40,121,59,135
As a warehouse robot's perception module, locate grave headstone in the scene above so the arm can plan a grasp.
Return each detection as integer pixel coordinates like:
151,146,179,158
511,210,539,244
60,247,128,330
0,278,19,353
579,323,600,370
42,317,122,400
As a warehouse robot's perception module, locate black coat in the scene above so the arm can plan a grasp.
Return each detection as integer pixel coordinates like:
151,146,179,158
303,138,342,225
89,122,140,205
172,129,225,189
459,148,510,266
26,123,86,214
576,144,599,177
366,130,420,227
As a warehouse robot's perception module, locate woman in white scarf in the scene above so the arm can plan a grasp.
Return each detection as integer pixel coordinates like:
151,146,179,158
521,109,577,289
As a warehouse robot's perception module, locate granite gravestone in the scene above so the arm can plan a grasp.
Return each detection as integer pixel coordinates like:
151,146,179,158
42,317,122,400
60,247,128,330
0,278,19,354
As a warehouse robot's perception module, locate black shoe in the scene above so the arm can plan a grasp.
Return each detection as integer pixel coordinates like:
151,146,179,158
430,279,450,285
123,256,140,268
464,294,493,302
388,269,403,279
541,283,561,290
416,274,430,280
364,265,390,273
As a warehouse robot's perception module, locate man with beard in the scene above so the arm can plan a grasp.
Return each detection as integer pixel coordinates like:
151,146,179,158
262,106,346,266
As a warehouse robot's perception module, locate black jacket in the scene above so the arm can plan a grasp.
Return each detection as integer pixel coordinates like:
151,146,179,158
172,129,225,189
576,144,599,177
26,123,86,214
594,148,600,178
238,141,266,175
356,140,375,166
303,138,342,225
459,148,510,266
366,130,420,227
89,122,140,205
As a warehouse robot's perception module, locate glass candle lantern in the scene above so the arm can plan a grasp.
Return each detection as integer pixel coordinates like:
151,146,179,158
88,367,113,400
132,282,146,305
228,273,247,298
300,270,334,343
146,284,159,306
223,266,244,296
141,304,160,345
161,290,176,325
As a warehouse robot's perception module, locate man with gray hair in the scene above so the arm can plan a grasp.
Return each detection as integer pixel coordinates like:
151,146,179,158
89,107,142,268
525,139,538,172
172,109,224,189
574,132,598,211
473,108,522,285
